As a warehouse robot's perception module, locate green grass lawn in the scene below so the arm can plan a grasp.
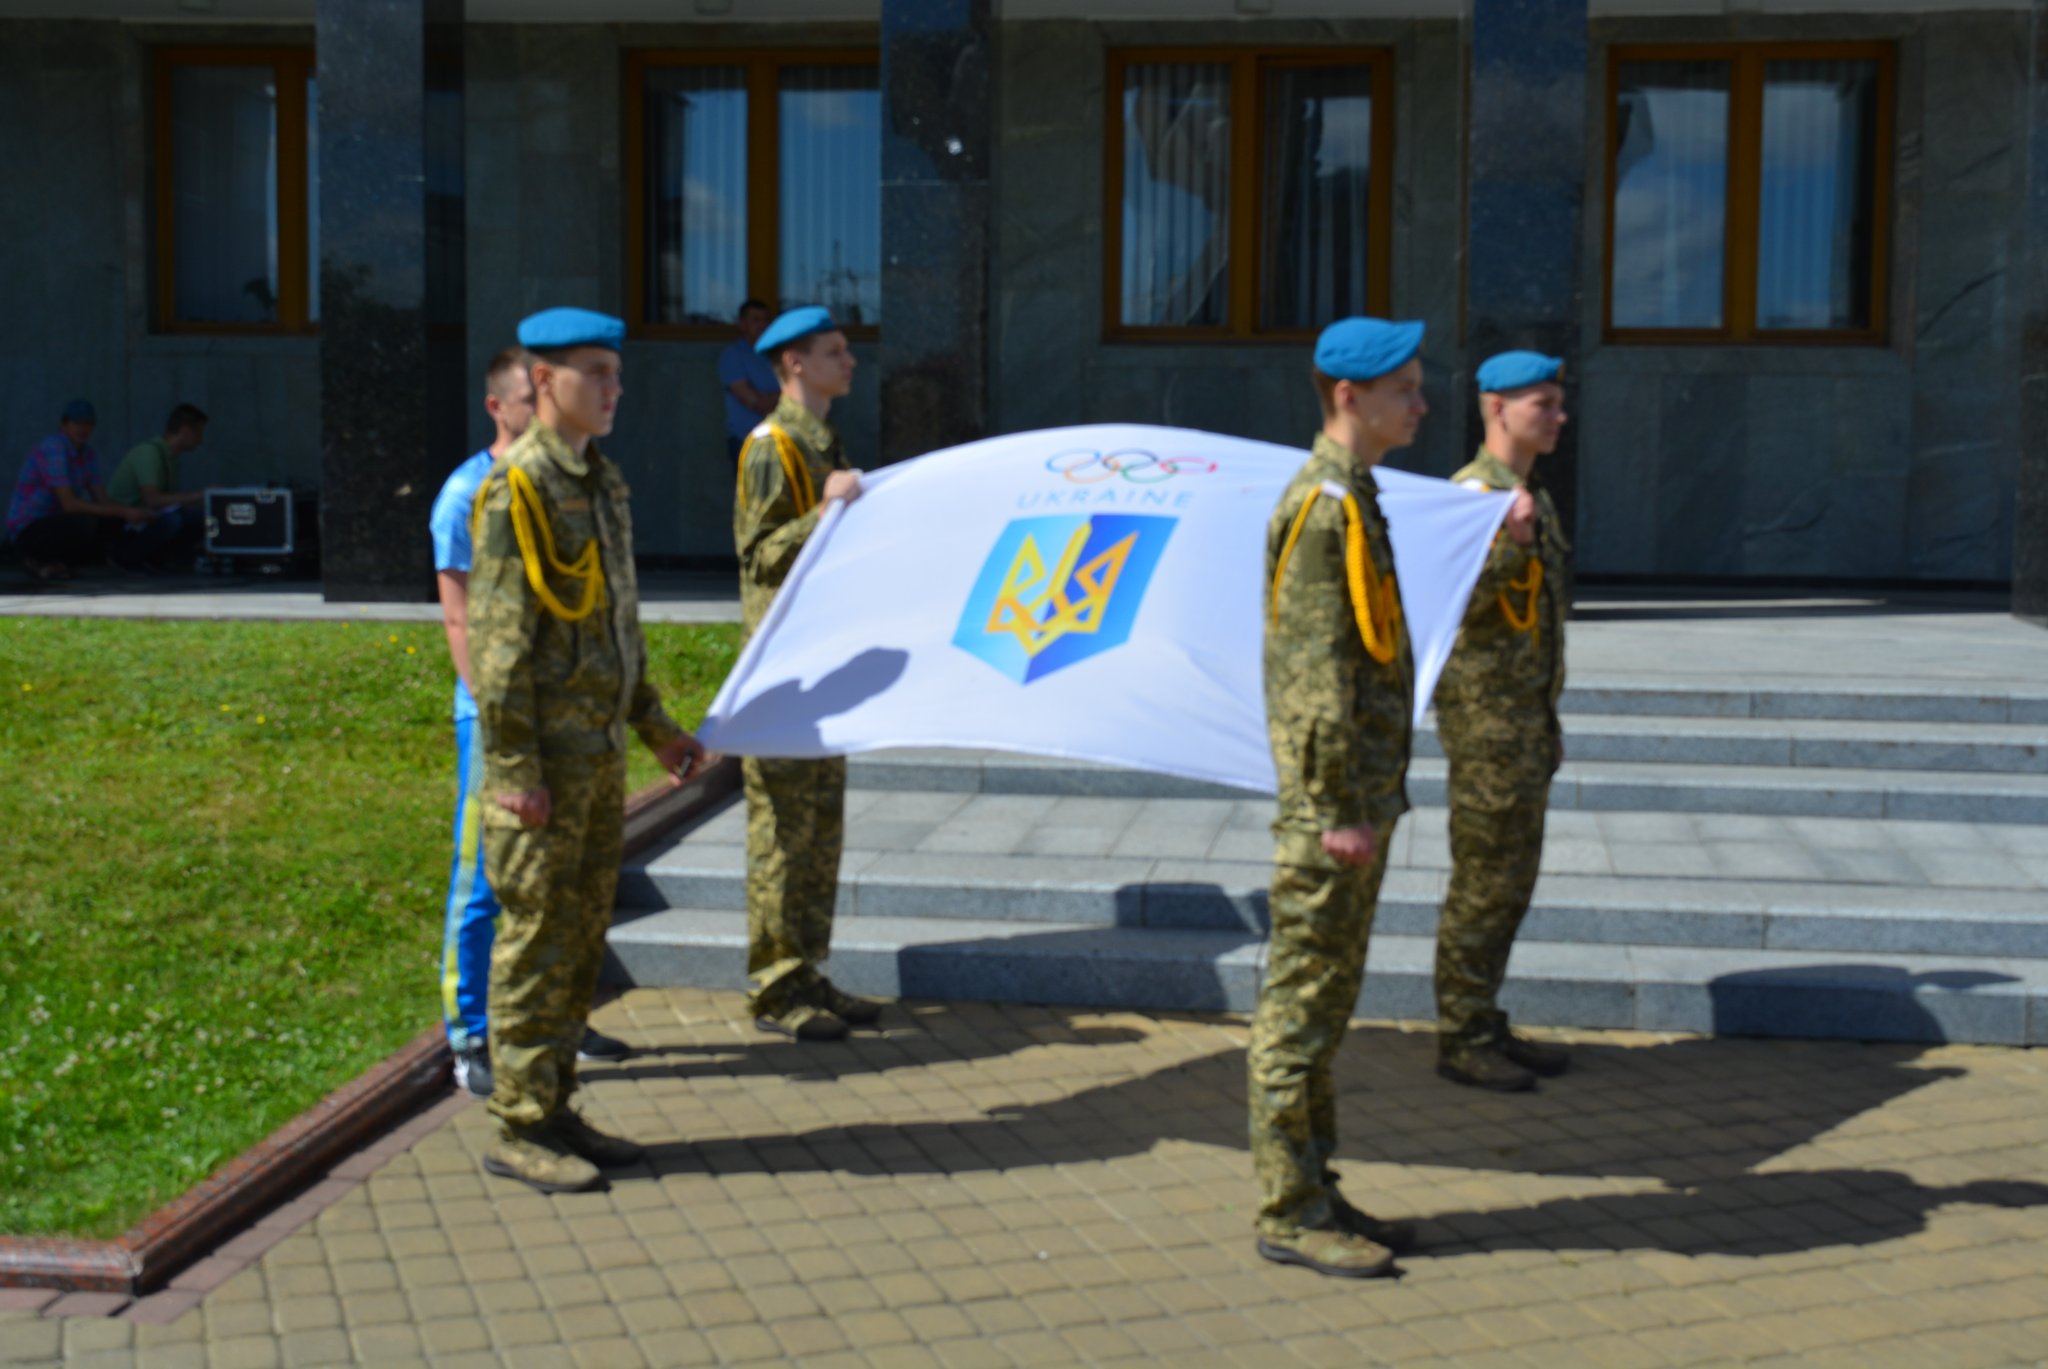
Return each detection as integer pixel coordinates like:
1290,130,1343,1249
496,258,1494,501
0,616,739,1238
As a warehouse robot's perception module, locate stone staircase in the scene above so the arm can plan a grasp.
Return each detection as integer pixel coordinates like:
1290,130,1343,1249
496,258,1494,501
607,681,2048,1044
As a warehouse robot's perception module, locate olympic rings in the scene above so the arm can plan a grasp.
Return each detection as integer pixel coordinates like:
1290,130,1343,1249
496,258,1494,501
1045,449,1219,485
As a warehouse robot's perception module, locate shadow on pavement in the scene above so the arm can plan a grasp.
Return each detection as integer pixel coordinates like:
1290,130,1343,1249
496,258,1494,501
617,1017,2040,1255
1418,1171,2048,1258
579,1010,1148,1087
622,1012,1982,1214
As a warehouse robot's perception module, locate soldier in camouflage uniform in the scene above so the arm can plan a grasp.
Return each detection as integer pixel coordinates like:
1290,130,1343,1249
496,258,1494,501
1248,317,1429,1279
1432,350,1574,1093
733,306,883,1042
470,308,705,1193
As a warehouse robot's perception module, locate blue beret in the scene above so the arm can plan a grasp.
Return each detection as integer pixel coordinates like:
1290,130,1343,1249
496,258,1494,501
1313,318,1425,383
756,305,838,357
60,398,95,423
1476,350,1565,393
516,307,625,353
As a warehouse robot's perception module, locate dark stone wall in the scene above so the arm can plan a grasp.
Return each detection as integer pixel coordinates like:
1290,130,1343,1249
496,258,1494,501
1464,0,1587,535
317,0,467,602
2018,0,2048,624
879,0,993,465
4,10,2041,582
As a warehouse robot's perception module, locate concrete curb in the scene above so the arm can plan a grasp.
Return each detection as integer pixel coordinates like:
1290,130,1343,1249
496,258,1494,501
0,1026,451,1297
0,759,736,1299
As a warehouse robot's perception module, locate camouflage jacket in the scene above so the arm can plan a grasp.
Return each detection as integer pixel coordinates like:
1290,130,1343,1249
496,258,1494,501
1433,448,1572,747
734,396,850,640
1265,433,1415,864
468,420,683,799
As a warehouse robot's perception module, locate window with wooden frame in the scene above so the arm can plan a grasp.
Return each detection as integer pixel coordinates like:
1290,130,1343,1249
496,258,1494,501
154,47,317,333
1104,48,1393,342
626,49,881,338
1606,42,1893,343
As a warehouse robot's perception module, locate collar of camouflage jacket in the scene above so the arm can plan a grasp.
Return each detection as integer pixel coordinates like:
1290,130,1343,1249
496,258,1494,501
524,418,601,480
1308,431,1376,487
1464,446,1528,491
771,395,837,457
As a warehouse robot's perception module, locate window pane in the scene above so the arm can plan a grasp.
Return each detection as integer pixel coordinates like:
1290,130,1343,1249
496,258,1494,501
1120,62,1231,329
1611,61,1728,330
1260,64,1373,331
779,66,880,326
171,65,280,324
644,66,747,327
1758,58,1879,331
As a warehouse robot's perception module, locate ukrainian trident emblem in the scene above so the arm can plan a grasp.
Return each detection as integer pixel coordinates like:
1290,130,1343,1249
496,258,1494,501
952,514,1176,684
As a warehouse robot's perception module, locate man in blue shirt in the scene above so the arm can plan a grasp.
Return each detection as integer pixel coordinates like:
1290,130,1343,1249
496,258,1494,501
717,299,778,465
428,347,632,1095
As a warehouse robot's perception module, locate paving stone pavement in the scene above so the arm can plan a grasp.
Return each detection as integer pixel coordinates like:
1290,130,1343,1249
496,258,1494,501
8,988,2048,1368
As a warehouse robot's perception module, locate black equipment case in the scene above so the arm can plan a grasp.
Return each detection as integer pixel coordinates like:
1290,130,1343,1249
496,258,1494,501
204,487,295,557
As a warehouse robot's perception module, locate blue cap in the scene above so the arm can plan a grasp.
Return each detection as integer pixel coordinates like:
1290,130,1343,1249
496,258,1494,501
1476,350,1565,394
756,306,838,357
60,398,95,423
516,307,626,353
1313,318,1425,383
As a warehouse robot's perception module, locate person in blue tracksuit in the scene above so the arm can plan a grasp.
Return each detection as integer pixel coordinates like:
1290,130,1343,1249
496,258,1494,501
430,346,633,1094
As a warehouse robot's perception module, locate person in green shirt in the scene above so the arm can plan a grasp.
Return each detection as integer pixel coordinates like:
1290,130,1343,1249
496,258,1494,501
106,403,210,572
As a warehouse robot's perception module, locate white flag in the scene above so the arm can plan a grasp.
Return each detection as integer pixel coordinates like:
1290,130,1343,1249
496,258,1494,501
699,424,1510,794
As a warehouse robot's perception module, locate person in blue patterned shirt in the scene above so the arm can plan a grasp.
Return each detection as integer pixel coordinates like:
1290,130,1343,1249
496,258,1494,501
6,399,152,579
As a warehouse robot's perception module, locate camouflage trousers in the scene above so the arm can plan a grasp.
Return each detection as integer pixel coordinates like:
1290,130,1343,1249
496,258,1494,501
743,754,847,1017
482,752,626,1133
1247,824,1394,1233
1435,732,1553,1060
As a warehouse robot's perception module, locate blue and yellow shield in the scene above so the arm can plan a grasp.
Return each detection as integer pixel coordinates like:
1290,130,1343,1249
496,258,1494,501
952,514,1175,684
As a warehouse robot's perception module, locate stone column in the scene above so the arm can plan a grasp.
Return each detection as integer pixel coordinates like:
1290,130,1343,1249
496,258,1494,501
878,0,993,466
2017,2,2048,625
316,0,466,602
1462,0,1588,535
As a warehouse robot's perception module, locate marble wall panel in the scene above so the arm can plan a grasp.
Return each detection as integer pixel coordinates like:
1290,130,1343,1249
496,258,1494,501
0,23,135,466
2019,4,2048,620
1824,373,1914,578
1907,12,2026,582
124,343,322,490
1567,10,2028,583
1650,372,1746,578
1392,24,1470,480
3,12,2036,583
1830,372,1913,480
1573,361,1661,575
1739,375,1835,578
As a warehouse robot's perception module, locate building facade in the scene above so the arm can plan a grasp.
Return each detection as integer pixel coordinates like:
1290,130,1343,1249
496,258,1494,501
1,0,2043,606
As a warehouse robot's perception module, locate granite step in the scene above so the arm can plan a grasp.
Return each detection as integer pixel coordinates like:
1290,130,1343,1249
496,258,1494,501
842,751,2048,823
847,714,2048,786
601,909,2048,1045
1426,716,2048,775
619,846,2048,960
1558,680,2048,725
